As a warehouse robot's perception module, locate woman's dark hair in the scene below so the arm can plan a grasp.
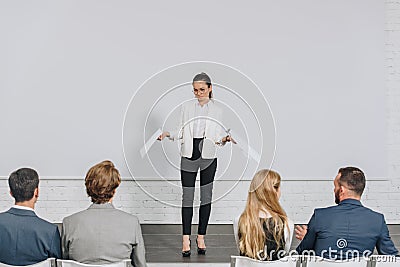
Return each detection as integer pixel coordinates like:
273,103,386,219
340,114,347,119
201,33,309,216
193,72,213,98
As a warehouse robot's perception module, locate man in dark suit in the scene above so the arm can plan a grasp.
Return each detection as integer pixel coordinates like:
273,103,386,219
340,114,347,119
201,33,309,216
0,168,61,265
295,167,399,259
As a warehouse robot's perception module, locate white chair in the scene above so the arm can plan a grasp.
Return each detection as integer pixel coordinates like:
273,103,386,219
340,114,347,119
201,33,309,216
56,260,131,267
369,255,400,267
230,255,302,267
0,258,55,267
303,256,368,267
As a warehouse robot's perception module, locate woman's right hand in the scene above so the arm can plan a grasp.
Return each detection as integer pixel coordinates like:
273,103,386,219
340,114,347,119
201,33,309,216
157,131,170,141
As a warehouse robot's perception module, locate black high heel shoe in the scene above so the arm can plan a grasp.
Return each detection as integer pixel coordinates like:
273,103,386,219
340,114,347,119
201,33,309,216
182,239,191,257
196,238,206,255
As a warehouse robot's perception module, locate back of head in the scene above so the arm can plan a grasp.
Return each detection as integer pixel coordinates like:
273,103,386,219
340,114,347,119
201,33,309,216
9,168,39,203
238,169,288,260
85,160,121,204
338,167,365,197
248,169,282,211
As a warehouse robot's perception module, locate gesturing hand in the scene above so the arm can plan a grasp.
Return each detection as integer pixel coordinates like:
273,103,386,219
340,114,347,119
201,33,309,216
223,135,237,144
295,225,308,241
157,132,170,141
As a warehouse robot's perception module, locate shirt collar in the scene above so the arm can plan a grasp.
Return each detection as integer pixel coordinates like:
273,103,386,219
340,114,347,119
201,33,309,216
338,198,362,206
259,209,272,218
12,205,35,212
88,202,115,209
195,100,210,107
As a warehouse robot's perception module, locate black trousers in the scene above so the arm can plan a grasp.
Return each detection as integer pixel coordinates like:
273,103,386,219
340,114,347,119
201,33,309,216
181,138,217,235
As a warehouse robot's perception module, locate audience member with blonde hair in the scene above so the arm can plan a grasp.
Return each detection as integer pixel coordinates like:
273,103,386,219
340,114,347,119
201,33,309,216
234,169,293,261
62,160,147,267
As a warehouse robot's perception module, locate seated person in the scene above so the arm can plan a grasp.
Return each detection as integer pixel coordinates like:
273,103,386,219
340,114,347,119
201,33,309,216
0,168,61,265
62,160,147,267
296,167,399,259
234,169,294,261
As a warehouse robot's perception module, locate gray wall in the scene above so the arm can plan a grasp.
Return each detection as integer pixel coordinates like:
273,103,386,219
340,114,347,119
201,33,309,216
1,1,398,224
0,0,385,179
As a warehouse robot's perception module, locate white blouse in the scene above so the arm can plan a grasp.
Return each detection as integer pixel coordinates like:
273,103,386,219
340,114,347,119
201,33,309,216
193,101,209,138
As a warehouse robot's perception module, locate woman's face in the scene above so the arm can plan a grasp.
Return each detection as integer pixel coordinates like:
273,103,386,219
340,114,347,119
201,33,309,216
193,81,212,100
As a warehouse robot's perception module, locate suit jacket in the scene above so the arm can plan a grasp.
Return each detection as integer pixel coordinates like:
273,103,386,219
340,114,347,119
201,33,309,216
62,203,147,267
0,207,61,265
169,99,226,159
296,199,399,259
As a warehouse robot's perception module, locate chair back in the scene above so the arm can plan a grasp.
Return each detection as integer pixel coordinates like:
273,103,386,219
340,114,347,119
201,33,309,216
369,255,399,267
231,255,302,267
0,258,55,267
303,256,368,267
56,260,131,267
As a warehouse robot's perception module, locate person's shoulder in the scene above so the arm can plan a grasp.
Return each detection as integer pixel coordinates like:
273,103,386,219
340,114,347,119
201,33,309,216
182,99,197,108
310,205,340,219
359,203,381,214
233,215,241,232
359,205,385,220
32,215,59,232
63,208,89,224
112,209,140,223
285,217,294,232
207,100,223,118
0,209,23,225
209,99,222,109
286,217,294,227
314,205,337,213
0,209,10,217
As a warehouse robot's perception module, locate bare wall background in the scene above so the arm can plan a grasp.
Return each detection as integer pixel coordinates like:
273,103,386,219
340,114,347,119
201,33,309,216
0,0,398,223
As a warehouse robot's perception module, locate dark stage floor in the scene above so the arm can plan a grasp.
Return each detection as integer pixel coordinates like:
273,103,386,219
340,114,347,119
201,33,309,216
142,224,400,266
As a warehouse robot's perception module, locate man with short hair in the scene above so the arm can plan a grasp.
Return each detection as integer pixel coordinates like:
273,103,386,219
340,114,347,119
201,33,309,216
62,160,147,267
296,167,399,259
0,168,61,265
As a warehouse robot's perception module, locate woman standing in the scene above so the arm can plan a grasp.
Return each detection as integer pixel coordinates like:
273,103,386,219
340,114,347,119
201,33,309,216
158,72,234,257
234,169,293,261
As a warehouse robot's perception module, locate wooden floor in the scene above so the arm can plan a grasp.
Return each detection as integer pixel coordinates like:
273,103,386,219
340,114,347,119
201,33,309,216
142,224,400,265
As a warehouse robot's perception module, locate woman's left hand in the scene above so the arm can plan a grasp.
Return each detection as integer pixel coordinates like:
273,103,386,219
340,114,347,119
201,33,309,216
223,135,237,144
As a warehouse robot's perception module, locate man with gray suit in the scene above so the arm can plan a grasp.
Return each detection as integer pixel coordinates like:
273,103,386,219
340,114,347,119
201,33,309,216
62,160,147,267
0,168,61,265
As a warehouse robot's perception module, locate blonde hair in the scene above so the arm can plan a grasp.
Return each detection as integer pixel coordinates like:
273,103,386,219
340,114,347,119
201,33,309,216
238,169,288,260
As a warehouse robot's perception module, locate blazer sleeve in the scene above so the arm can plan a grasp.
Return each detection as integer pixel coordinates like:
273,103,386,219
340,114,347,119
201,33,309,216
376,215,399,255
212,104,228,146
296,211,317,254
49,226,62,259
233,216,240,253
168,105,184,141
61,219,70,259
131,218,147,267
284,219,294,253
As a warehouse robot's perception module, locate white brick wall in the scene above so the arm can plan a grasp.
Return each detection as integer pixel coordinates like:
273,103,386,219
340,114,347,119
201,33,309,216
384,0,400,223
0,1,399,224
